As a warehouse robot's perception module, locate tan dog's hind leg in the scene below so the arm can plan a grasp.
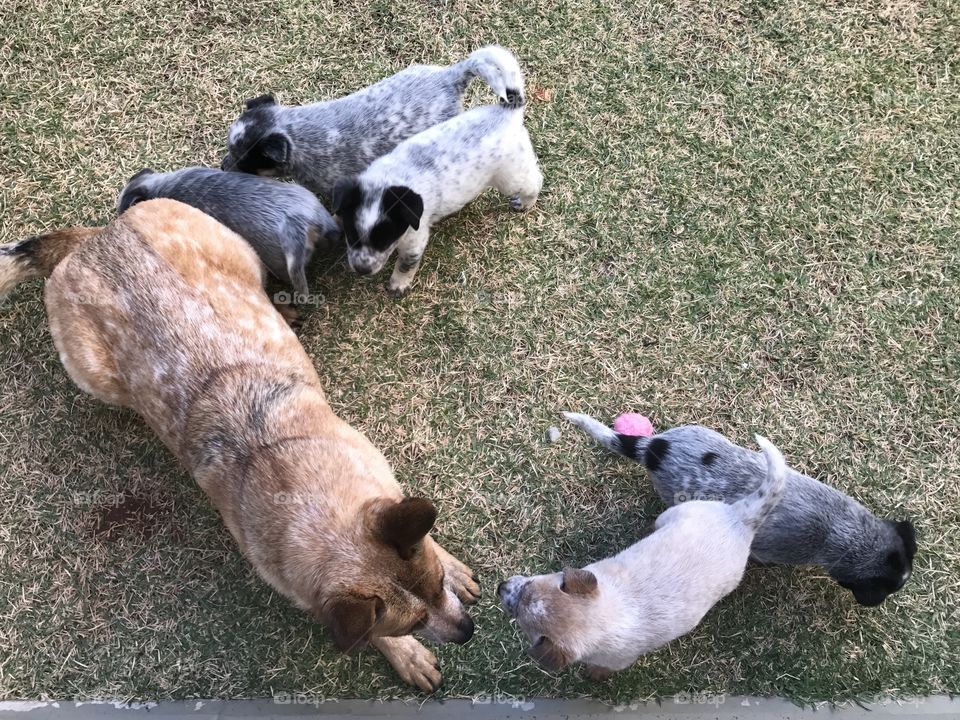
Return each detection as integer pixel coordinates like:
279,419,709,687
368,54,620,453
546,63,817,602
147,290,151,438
371,636,442,693
45,276,131,407
431,541,481,605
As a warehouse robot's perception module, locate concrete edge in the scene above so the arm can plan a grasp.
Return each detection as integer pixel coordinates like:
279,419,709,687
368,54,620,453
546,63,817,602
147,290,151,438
0,697,956,720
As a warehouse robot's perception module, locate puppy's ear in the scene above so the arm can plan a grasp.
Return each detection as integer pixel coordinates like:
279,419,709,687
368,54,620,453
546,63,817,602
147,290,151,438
894,520,917,560
244,93,276,109
560,567,598,596
332,179,362,215
117,189,149,214
326,593,384,652
383,186,424,231
256,132,290,165
373,497,437,560
528,636,570,672
128,167,155,183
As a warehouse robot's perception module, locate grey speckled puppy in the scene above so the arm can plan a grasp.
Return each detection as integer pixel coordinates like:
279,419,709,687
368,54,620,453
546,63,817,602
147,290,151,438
563,412,917,607
221,45,525,196
116,167,340,297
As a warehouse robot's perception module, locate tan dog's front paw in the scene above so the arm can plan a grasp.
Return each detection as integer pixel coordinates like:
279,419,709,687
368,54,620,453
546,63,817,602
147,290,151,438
372,635,442,692
433,544,480,604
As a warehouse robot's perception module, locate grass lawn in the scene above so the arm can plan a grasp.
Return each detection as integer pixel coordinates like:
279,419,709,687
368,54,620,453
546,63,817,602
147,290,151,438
1,0,958,705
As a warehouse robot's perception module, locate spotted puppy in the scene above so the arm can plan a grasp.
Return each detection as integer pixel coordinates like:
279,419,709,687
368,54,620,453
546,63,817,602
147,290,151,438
499,436,787,679
117,167,339,298
0,201,480,691
564,413,917,606
222,46,525,196
332,52,542,296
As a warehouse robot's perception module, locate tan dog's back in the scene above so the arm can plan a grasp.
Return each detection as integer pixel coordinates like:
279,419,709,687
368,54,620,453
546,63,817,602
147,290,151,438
45,200,317,452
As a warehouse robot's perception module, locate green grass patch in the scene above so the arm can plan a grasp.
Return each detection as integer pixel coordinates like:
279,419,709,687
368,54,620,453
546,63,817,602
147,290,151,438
1,0,958,704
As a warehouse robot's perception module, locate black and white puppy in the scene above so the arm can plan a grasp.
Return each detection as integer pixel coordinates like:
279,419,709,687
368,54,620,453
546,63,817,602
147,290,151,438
331,50,542,296
563,412,917,606
221,46,526,196
117,167,340,297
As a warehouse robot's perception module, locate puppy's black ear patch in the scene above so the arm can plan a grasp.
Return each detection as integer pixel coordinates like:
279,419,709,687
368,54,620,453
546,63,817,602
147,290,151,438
701,451,718,466
128,167,155,183
244,93,276,109
332,179,362,215
257,132,290,165
529,636,570,673
560,567,598,596
895,520,917,560
383,185,424,231
645,438,670,472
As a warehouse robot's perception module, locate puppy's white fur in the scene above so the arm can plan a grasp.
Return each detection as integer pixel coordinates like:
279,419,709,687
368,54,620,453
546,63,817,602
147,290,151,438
499,436,787,676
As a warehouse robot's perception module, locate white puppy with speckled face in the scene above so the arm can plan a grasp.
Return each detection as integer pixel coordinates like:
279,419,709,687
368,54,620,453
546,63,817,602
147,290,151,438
498,436,787,680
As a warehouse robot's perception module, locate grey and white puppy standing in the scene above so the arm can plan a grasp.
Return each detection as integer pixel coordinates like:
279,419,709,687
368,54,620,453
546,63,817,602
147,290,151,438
332,47,543,295
499,436,787,679
563,412,917,606
116,167,340,297
221,46,526,196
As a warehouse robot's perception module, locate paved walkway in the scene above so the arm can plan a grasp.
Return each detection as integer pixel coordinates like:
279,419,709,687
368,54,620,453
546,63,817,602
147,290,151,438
1,697,955,720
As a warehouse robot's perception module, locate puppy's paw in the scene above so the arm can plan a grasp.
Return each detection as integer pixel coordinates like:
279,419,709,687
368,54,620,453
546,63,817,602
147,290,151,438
274,302,302,332
510,195,537,212
385,280,411,298
584,664,615,682
372,636,442,693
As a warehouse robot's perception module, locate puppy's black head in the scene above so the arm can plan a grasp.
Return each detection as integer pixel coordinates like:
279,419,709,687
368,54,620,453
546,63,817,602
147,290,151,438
333,181,423,276
222,94,290,176
116,168,157,214
835,520,916,607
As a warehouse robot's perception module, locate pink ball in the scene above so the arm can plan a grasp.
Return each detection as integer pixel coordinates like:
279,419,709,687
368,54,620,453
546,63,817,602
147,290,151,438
613,413,654,437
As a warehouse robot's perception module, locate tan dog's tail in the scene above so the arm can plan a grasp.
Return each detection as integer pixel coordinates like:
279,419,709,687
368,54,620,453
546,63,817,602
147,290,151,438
0,227,103,298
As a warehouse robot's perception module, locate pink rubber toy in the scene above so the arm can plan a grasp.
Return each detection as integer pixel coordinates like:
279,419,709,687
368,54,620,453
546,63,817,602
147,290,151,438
613,413,654,437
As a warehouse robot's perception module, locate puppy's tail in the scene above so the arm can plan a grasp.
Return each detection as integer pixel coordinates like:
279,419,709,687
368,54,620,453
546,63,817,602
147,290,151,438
562,411,651,463
457,45,525,109
0,227,103,299
732,435,787,531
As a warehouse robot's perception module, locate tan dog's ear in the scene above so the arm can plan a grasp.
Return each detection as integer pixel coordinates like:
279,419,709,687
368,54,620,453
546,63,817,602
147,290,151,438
374,497,437,560
326,594,384,653
560,567,598,596
528,636,570,672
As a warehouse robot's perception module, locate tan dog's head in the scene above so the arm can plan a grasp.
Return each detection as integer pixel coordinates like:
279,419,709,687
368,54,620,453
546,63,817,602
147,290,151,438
322,497,474,652
497,567,602,672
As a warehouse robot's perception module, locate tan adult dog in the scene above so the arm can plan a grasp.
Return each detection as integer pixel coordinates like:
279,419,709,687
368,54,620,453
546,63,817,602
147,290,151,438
0,199,480,691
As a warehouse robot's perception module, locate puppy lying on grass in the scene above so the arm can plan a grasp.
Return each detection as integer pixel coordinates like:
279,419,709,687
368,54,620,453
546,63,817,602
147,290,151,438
333,47,542,296
499,436,787,679
222,46,526,196
117,167,340,298
0,200,479,691
564,412,916,606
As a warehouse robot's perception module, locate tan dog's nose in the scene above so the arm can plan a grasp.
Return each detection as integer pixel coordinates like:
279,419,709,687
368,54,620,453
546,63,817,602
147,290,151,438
454,615,475,644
